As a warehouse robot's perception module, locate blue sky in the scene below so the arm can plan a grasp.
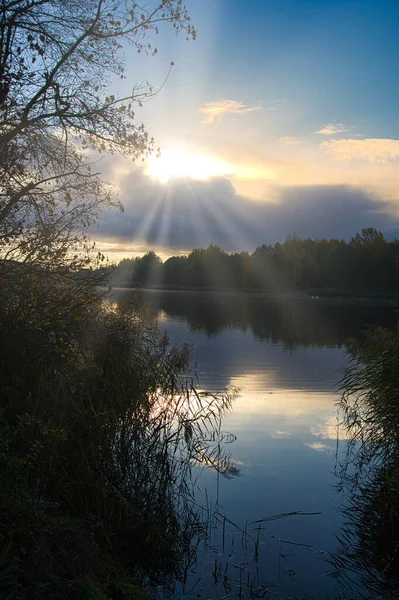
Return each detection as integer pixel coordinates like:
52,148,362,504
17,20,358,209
96,0,399,259
212,0,399,131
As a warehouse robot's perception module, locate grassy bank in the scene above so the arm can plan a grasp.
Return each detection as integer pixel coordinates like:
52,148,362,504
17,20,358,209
0,275,236,599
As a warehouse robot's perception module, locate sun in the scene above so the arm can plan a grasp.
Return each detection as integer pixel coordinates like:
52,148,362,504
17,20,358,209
145,147,231,183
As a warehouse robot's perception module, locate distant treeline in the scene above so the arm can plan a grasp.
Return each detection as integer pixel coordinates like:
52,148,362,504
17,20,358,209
110,228,399,294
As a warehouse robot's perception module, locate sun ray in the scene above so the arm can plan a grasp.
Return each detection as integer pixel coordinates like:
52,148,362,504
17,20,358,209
194,179,253,252
186,184,213,250
154,185,173,251
132,185,168,246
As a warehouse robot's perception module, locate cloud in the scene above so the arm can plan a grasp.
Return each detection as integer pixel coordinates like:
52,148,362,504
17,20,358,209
205,141,309,199
304,442,333,453
112,138,399,206
94,162,399,256
314,123,351,136
280,136,300,146
198,100,261,124
321,138,399,163
271,431,292,438
311,416,347,440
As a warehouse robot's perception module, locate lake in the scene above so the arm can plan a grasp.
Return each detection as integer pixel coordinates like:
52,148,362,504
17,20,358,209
112,289,398,599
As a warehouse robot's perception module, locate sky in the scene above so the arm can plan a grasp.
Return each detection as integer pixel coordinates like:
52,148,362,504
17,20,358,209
93,0,399,260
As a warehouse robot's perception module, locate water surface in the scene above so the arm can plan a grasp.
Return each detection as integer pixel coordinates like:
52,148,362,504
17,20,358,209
114,290,397,598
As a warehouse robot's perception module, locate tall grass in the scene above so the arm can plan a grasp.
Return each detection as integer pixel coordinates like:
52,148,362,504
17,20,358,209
0,283,237,599
333,325,399,599
339,325,399,472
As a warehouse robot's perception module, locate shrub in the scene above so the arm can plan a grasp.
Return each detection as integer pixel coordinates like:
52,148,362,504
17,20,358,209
0,288,236,599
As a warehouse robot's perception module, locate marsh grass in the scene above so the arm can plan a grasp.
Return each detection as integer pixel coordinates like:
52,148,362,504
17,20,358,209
333,324,399,598
0,290,239,599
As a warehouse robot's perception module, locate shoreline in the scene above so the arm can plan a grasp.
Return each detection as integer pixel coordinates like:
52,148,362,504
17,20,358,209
107,286,399,307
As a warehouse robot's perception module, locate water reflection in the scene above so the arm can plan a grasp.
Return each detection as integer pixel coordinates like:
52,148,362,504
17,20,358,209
118,290,398,347
112,289,398,598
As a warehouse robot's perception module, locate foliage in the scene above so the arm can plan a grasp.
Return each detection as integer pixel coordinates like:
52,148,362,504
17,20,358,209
0,297,237,599
333,325,399,598
339,324,399,472
0,0,194,274
109,228,399,294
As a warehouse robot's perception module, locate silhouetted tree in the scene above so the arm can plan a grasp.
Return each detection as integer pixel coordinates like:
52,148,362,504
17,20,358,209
133,251,162,286
112,229,399,295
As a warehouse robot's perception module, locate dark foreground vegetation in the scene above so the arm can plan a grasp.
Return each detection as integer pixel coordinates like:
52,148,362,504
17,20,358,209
0,271,237,599
333,325,399,598
0,0,236,597
110,228,399,295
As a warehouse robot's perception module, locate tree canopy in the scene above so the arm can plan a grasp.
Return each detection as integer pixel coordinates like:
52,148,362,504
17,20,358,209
0,0,194,272
110,229,399,295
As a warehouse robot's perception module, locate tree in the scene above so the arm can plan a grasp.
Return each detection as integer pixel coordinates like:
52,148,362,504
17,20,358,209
350,227,385,246
0,0,195,275
163,254,189,286
111,256,135,284
133,250,162,284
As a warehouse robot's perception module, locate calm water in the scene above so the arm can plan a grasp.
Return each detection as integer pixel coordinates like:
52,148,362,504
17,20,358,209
113,290,398,599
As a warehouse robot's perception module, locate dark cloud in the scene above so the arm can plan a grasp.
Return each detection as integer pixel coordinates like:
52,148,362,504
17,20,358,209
94,166,399,253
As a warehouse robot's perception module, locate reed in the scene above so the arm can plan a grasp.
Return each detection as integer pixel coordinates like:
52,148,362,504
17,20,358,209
0,293,237,599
